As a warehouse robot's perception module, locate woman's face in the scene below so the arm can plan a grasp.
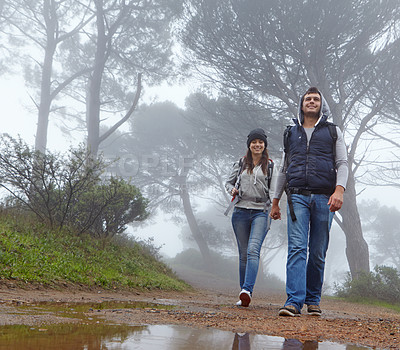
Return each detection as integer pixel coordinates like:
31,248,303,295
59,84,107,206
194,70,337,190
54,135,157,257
249,139,265,155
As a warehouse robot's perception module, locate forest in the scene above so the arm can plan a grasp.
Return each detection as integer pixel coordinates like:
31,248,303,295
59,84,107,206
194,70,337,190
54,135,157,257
1,0,400,290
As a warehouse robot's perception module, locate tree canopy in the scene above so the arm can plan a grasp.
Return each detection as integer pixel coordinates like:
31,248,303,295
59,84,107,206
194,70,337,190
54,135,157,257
0,0,184,154
179,0,400,278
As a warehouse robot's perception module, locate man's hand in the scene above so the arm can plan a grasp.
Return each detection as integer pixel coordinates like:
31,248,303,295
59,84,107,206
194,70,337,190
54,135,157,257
270,198,281,220
328,185,345,212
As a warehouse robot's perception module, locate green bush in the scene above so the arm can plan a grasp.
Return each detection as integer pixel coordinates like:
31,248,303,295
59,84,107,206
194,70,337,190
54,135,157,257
335,265,400,304
0,135,148,238
72,177,149,237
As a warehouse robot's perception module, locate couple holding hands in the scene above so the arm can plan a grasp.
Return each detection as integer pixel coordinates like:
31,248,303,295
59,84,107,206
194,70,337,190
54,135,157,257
225,87,348,317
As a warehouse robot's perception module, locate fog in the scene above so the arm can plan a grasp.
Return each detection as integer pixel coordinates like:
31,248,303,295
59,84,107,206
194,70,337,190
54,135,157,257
1,0,400,294
2,61,400,292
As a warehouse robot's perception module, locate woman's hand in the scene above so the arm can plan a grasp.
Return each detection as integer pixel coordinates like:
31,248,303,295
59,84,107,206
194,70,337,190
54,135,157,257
231,188,239,196
270,198,281,220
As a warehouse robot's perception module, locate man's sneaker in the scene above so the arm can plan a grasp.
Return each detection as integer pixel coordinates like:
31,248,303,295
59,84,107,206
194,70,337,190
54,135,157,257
278,305,300,317
307,304,322,316
237,289,251,307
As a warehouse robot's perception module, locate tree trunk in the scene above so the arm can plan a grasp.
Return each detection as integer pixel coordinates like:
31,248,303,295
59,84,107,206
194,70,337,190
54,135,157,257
34,0,57,153
35,72,52,153
86,56,104,157
86,2,107,157
339,171,370,279
180,184,213,270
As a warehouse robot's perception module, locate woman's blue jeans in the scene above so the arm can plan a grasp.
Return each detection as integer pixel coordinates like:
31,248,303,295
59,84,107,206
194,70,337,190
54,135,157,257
285,194,334,312
232,208,270,294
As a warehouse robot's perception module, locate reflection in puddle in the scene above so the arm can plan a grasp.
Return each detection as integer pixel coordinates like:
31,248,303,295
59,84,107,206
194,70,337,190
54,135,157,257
26,300,175,313
0,324,372,349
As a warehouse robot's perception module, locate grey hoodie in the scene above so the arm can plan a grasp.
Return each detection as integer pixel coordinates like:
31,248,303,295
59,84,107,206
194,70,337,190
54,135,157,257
225,161,271,211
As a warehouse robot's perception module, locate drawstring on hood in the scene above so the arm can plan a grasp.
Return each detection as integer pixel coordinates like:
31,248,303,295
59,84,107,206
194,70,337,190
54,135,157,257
253,165,260,185
253,164,269,194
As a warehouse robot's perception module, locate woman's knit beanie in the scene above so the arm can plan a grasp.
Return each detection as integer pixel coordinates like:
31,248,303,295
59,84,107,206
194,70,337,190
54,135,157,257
247,128,267,148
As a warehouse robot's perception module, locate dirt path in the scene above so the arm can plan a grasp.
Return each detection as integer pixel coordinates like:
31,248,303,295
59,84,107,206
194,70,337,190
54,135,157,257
0,282,399,349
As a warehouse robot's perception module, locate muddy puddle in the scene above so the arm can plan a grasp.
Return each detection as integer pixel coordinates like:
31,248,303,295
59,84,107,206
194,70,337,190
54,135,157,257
0,301,372,349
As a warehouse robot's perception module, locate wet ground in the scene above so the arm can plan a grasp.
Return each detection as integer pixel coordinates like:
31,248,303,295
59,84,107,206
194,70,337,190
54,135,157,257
0,323,373,349
0,284,399,349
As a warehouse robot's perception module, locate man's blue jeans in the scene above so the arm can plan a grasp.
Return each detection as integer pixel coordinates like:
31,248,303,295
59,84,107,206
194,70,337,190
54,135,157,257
232,208,270,294
285,194,334,312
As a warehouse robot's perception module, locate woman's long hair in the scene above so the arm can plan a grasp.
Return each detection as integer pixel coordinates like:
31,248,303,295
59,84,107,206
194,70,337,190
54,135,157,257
244,146,269,175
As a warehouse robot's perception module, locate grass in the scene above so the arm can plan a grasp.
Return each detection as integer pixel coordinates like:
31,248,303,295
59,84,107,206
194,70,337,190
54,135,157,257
329,295,400,313
0,214,189,291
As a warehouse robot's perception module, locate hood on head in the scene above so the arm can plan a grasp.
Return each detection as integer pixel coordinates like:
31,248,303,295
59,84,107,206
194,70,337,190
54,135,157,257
296,91,331,126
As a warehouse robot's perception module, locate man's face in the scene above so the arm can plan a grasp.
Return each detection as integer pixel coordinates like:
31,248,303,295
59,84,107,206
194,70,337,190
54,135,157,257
302,93,321,116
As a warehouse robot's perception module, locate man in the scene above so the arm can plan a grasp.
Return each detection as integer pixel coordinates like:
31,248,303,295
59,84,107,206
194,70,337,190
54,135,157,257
270,87,348,316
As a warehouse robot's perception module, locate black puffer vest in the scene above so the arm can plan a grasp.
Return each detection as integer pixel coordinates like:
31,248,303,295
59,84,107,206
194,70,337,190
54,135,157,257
285,121,336,194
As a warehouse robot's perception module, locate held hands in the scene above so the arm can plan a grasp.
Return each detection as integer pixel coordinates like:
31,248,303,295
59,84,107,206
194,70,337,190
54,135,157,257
270,198,281,220
328,186,345,212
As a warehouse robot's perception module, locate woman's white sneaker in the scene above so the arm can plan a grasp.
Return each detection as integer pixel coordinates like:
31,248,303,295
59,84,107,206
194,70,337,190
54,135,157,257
238,289,251,307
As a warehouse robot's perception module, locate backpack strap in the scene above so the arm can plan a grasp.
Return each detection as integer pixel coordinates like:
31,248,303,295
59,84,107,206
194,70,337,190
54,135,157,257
238,156,244,170
326,122,338,158
283,125,292,153
224,157,245,216
233,156,245,189
267,158,274,189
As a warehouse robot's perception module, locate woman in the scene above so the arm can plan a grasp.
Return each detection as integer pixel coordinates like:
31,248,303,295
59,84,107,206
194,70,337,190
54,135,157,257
225,128,273,307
